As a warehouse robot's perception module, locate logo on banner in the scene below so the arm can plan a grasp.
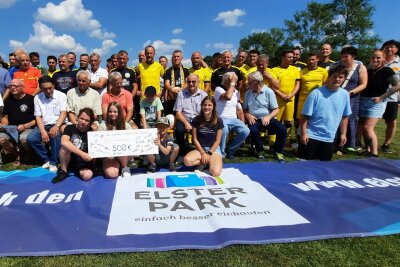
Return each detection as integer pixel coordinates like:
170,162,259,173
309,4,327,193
107,168,310,235
147,174,224,188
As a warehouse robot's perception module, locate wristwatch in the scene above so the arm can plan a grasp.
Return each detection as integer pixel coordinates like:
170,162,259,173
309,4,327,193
207,151,213,156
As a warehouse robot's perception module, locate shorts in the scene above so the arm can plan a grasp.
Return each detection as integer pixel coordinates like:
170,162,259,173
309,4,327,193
70,154,95,173
276,98,294,122
359,97,386,119
203,146,222,156
154,143,179,166
383,102,398,121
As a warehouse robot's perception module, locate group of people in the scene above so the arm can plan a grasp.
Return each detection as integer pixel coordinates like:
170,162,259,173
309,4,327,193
0,39,399,182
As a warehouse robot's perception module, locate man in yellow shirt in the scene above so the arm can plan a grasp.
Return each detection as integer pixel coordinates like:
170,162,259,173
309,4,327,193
136,45,165,98
272,50,300,136
297,53,328,120
189,52,211,94
256,54,279,90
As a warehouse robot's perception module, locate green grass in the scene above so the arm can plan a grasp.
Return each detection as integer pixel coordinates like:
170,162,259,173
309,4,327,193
1,119,399,266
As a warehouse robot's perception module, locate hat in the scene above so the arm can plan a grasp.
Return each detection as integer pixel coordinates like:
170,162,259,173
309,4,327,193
154,117,170,126
144,86,157,96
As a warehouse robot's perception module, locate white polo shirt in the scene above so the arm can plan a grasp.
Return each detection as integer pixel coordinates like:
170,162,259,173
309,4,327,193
34,90,67,125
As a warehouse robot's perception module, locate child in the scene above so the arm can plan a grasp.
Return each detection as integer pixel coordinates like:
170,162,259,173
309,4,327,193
140,86,163,128
146,117,179,172
183,96,223,177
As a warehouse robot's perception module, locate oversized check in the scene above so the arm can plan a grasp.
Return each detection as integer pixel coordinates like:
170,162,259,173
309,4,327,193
88,128,158,158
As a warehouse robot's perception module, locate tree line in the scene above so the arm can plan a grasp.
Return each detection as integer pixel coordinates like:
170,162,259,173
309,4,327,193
207,0,381,67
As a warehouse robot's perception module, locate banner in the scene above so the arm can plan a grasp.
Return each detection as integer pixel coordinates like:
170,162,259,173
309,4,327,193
1,159,400,256
88,128,158,158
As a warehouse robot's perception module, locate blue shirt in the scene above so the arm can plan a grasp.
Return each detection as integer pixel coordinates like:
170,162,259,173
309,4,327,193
0,68,11,95
301,86,352,142
173,88,207,121
243,85,278,119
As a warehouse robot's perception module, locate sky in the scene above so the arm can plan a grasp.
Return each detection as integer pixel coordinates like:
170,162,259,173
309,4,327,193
0,0,398,67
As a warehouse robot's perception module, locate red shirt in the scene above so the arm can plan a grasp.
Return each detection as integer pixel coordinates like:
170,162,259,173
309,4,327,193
102,89,133,118
13,66,42,95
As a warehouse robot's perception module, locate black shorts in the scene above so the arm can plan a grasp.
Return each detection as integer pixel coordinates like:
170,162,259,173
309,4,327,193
69,154,95,174
383,102,398,121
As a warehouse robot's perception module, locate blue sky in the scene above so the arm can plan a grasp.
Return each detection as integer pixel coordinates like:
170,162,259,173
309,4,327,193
0,0,398,67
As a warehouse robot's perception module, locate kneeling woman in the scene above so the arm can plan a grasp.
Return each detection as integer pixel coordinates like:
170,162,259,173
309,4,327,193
184,96,223,176
52,108,96,183
100,102,132,178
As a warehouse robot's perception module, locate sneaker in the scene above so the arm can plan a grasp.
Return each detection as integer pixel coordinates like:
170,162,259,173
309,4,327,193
121,167,131,177
52,169,69,183
381,144,392,153
42,161,51,169
147,164,157,173
195,164,208,172
168,163,177,172
275,152,285,163
176,156,184,166
346,147,356,152
49,165,58,173
128,158,138,168
355,141,363,151
226,151,235,160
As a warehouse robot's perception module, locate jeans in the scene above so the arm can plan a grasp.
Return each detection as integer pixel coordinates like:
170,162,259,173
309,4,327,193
248,118,286,153
220,118,250,157
27,125,61,165
175,120,190,156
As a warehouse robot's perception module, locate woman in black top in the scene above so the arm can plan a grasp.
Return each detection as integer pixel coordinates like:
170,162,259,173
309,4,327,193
359,49,400,156
183,96,223,176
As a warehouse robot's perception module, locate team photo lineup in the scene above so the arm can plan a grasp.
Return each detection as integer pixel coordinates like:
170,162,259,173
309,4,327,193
0,40,399,182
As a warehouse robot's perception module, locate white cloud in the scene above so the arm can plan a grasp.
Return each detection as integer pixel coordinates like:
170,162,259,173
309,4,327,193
213,42,234,50
205,43,211,48
36,0,115,40
92,39,117,58
0,0,17,8
332,14,345,24
172,28,183,35
214,9,246,27
9,21,87,56
251,28,268,34
144,39,186,57
181,58,191,68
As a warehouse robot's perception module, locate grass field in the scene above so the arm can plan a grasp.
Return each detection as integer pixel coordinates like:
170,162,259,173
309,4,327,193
1,119,399,266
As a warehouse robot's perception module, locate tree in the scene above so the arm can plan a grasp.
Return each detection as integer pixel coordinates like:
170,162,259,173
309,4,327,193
284,2,331,53
323,0,381,62
239,28,291,67
284,0,380,62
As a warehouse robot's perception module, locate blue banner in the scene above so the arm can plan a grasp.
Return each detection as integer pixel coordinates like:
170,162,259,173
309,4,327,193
1,158,399,256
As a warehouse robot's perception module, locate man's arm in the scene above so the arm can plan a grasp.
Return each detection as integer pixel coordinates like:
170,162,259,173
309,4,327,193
49,111,67,138
299,115,309,145
289,80,300,99
61,134,92,162
68,112,78,125
89,78,107,90
0,114,8,125
125,107,133,123
176,111,192,130
339,116,349,146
